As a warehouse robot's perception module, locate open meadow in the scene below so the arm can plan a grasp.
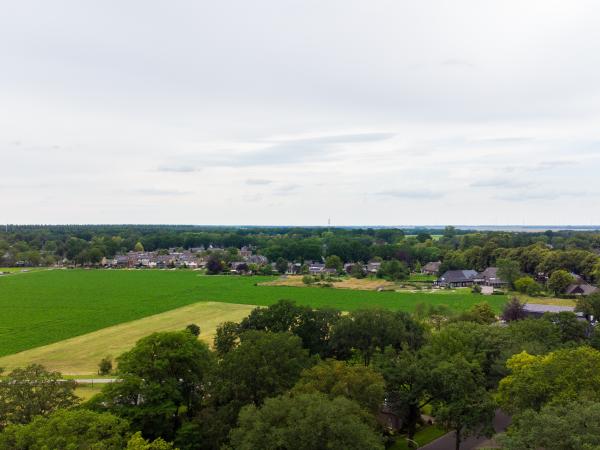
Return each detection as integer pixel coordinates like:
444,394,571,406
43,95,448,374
0,301,254,374
0,269,508,359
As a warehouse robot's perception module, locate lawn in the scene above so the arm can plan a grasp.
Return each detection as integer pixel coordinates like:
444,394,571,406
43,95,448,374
0,270,507,357
514,293,576,307
390,425,447,449
407,274,437,282
0,301,254,374
74,384,104,402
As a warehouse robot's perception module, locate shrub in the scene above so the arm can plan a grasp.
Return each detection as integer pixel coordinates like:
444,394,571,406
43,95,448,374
502,297,526,322
186,323,201,336
514,276,541,296
98,356,113,375
302,275,315,285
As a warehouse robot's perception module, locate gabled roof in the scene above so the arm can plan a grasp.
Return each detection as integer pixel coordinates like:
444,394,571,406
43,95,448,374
423,261,441,271
438,269,478,283
565,283,599,296
476,267,506,283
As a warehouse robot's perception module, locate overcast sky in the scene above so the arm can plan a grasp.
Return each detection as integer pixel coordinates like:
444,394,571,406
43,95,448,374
2,1,600,225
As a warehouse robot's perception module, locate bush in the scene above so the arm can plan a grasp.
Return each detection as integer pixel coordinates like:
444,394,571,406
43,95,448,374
98,356,113,375
376,259,409,281
514,276,542,296
302,275,315,285
472,284,482,294
501,297,526,322
186,323,201,336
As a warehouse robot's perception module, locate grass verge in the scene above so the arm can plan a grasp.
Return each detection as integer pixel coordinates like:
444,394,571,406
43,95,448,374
390,425,447,449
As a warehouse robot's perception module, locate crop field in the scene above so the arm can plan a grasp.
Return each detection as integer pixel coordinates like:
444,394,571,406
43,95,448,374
0,270,508,358
0,301,254,374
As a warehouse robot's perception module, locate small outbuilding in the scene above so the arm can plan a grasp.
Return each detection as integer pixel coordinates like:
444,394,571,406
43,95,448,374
422,261,441,275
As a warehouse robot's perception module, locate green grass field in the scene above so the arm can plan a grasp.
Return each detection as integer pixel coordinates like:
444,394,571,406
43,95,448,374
0,302,254,374
0,270,507,357
407,273,437,282
390,425,447,449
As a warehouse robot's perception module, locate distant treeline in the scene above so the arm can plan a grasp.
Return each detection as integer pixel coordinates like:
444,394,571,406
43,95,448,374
1,225,600,281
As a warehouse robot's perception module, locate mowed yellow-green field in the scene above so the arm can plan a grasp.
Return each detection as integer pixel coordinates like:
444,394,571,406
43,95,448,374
0,301,254,375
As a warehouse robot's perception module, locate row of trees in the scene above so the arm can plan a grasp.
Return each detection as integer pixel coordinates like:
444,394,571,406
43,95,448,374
3,227,600,283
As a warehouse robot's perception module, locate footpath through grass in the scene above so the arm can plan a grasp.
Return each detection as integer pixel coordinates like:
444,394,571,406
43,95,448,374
0,270,507,357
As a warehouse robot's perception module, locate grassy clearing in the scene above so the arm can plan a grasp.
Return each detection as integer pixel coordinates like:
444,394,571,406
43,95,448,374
0,302,254,374
0,270,507,357
261,275,396,290
513,293,576,307
407,274,437,282
75,385,104,401
390,425,447,449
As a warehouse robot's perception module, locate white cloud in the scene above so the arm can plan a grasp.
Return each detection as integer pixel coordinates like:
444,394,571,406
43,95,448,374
1,1,600,225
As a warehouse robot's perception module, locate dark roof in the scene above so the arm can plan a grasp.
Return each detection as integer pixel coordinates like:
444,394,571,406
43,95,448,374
423,261,441,271
438,270,478,283
476,267,506,284
565,283,599,296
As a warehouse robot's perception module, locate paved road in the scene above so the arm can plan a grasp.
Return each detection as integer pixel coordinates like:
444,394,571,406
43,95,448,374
420,411,511,450
73,378,117,384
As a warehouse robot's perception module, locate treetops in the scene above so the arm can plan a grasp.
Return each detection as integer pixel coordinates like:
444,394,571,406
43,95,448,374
2,298,600,450
3,225,600,284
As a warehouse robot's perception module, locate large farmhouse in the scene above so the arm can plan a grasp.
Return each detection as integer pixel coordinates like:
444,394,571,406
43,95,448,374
473,267,507,288
437,267,507,289
436,270,479,287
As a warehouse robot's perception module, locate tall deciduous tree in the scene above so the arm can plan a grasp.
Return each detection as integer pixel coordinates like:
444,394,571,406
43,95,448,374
324,255,343,273
575,291,600,319
93,331,214,440
275,257,289,274
431,356,496,450
211,331,311,410
330,309,424,365
498,347,600,413
376,259,409,281
292,360,385,413
213,321,240,356
496,258,521,289
0,409,130,450
205,253,225,274
238,300,341,356
547,269,575,295
126,432,177,450
514,276,541,296
230,393,384,450
499,400,600,450
501,297,526,322
0,364,78,428
375,349,435,447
